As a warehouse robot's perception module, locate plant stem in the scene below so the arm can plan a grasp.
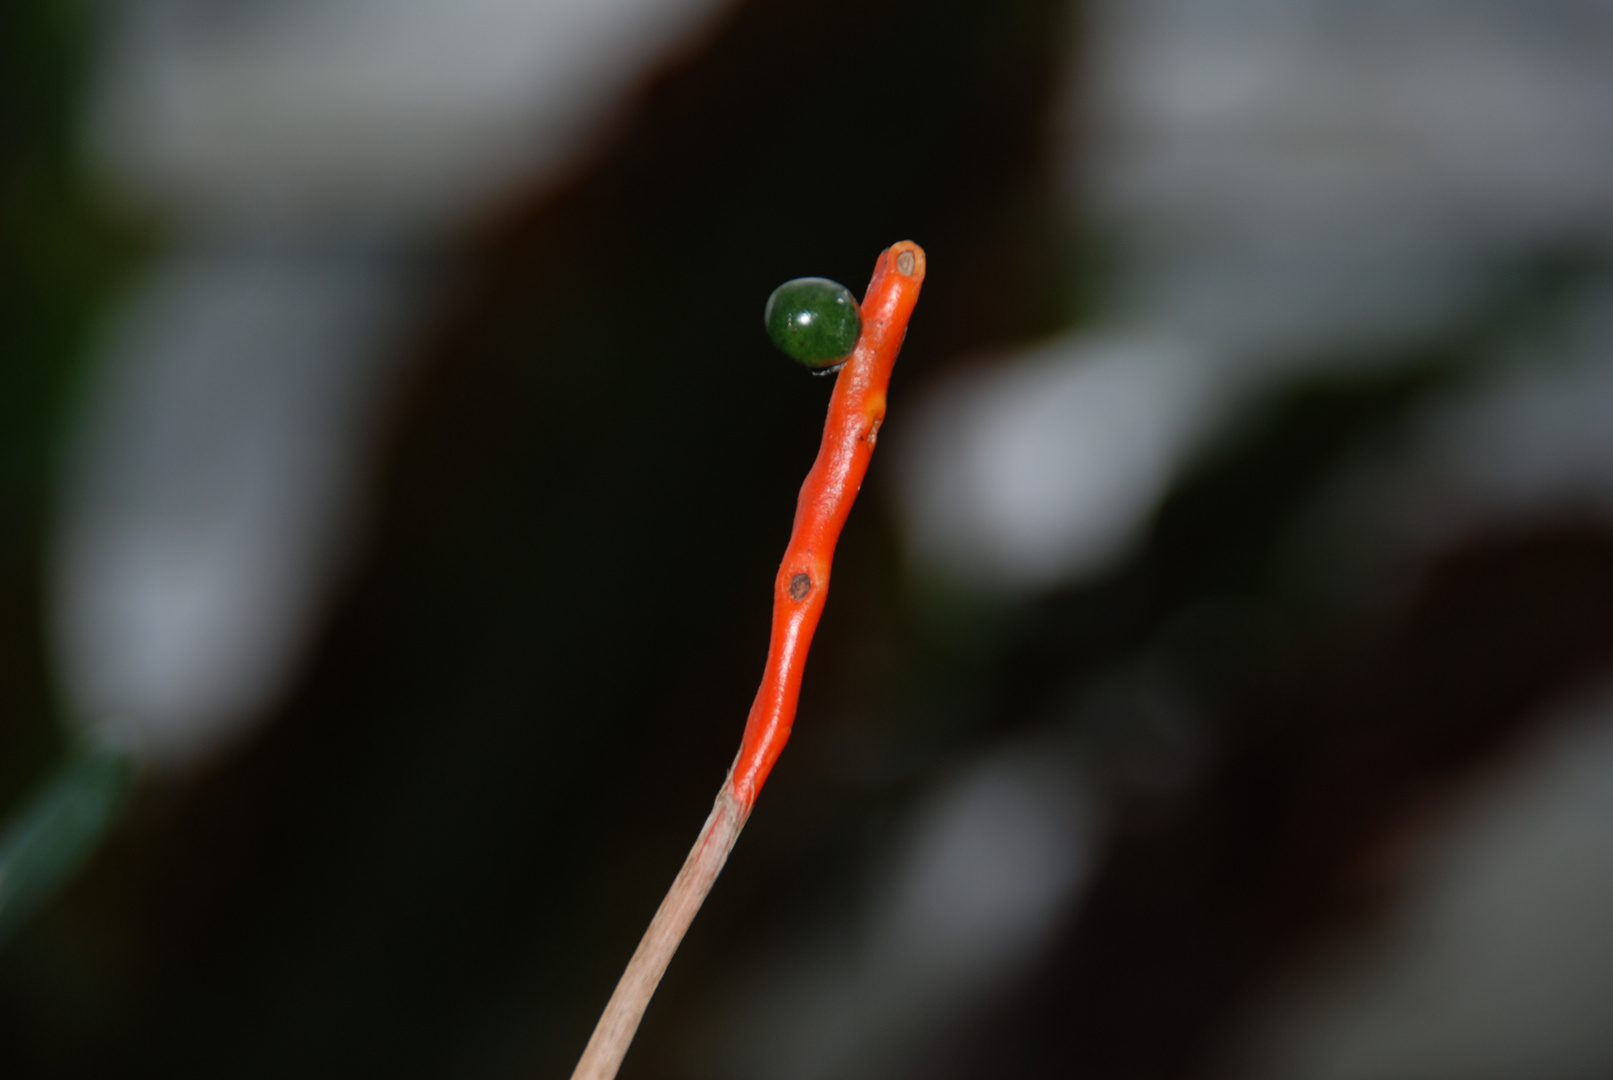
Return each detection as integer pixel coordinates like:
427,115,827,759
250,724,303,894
568,242,926,1080
570,786,745,1080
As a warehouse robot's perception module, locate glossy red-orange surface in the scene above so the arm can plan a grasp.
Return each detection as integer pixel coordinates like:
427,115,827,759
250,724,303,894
728,242,927,811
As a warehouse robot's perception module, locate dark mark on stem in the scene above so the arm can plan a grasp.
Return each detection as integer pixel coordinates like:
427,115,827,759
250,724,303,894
789,573,812,600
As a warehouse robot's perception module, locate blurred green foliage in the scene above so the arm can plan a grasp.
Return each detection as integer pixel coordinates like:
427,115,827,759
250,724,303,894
0,739,134,946
0,0,143,836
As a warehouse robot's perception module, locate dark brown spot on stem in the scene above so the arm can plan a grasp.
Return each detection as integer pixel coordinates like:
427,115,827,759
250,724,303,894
789,573,812,600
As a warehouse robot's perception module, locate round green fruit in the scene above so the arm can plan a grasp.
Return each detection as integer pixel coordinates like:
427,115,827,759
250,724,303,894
764,277,861,369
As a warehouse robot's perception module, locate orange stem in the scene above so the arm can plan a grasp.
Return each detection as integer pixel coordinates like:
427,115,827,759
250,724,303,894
569,242,926,1080
728,240,927,810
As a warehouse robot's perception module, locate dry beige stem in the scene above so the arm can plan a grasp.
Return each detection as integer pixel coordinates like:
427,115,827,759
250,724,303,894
569,786,746,1080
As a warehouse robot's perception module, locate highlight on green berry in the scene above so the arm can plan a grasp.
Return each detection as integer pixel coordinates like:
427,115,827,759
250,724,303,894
764,277,861,369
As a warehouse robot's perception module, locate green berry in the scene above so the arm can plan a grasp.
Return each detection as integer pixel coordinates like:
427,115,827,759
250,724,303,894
764,277,861,369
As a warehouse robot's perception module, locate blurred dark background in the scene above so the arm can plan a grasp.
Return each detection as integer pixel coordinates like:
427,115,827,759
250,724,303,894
4,0,1613,1078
